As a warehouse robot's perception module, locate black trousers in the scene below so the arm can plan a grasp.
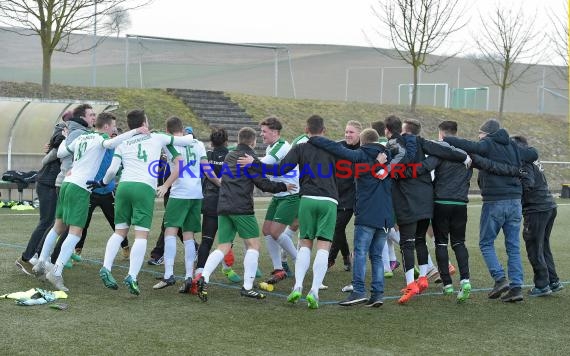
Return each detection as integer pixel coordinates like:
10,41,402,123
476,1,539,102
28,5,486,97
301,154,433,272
432,203,469,285
329,209,353,262
196,214,218,269
22,183,57,261
522,208,559,288
398,219,430,273
51,192,127,263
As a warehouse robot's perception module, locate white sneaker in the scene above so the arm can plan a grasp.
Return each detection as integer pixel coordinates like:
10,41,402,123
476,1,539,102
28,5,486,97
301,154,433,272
341,284,353,293
32,260,46,276
319,284,328,290
46,271,69,292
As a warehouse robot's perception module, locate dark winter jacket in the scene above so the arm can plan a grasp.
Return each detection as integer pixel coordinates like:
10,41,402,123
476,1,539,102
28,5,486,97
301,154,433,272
335,140,359,210
309,136,393,229
217,144,287,215
469,152,554,213
250,139,339,202
520,160,557,214
202,146,229,216
444,129,538,201
413,141,472,203
393,135,468,225
37,124,66,186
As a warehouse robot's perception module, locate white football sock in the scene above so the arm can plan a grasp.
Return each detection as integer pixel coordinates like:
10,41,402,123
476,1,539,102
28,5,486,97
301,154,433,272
127,238,147,280
310,249,329,297
202,249,224,283
265,235,283,270
277,234,297,260
103,233,124,271
405,269,415,285
184,239,196,279
283,226,296,239
293,246,311,291
243,249,259,290
427,253,435,269
419,264,428,277
388,240,397,261
163,235,176,279
382,241,392,271
38,228,58,263
53,233,81,277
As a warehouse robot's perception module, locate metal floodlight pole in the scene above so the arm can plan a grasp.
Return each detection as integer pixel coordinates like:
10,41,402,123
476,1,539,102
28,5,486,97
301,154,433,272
137,37,143,88
125,35,129,88
345,68,350,101
286,48,296,98
91,1,97,87
380,67,384,104
274,48,278,97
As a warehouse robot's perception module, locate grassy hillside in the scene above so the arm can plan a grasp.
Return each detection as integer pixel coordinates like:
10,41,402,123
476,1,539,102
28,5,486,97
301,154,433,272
1,81,568,189
230,92,569,189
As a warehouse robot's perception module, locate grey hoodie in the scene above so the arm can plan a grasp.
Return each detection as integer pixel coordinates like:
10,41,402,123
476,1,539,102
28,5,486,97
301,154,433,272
55,119,90,186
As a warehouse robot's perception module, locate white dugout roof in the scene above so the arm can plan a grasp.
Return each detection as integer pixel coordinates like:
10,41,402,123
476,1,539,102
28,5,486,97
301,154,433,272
0,97,118,173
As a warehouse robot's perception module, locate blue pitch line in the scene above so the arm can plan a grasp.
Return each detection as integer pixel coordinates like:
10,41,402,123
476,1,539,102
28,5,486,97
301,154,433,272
2,241,567,305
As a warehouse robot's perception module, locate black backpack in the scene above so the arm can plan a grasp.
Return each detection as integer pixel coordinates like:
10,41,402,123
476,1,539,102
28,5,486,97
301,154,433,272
2,170,38,184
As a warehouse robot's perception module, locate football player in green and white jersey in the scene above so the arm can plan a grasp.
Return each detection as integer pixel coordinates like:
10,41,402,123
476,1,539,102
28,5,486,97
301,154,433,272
97,109,200,295
153,117,220,290
258,117,301,286
32,112,149,292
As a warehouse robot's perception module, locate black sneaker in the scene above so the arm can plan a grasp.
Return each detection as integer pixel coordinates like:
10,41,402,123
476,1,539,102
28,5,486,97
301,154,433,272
197,276,208,302
488,278,510,299
343,255,351,272
153,275,176,289
550,282,564,293
528,286,552,297
364,294,384,308
147,256,164,266
338,292,368,306
500,287,523,302
240,287,266,299
178,278,192,294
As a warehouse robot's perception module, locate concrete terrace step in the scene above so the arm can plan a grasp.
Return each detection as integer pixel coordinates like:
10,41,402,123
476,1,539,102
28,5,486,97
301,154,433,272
187,103,245,111
179,97,231,105
167,87,265,156
195,111,252,119
168,88,224,97
202,117,259,125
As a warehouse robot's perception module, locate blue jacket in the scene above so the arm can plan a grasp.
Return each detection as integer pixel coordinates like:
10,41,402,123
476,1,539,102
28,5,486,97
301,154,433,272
309,136,394,230
92,149,116,195
444,129,537,201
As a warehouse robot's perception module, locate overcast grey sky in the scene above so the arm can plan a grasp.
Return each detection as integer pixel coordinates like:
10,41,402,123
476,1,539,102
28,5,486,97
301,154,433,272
127,0,566,65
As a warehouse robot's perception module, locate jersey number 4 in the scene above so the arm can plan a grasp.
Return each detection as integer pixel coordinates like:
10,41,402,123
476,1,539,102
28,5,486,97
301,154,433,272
137,144,148,162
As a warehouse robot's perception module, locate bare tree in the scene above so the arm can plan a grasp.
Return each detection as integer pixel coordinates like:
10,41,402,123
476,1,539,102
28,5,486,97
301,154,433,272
106,6,131,38
370,0,467,112
0,0,150,98
547,1,568,79
471,5,544,118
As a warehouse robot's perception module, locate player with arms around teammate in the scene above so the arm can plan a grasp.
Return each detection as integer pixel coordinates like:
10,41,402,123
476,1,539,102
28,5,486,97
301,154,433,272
197,127,295,301
153,117,219,290
239,115,339,309
33,112,148,291
258,117,300,286
96,109,198,295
